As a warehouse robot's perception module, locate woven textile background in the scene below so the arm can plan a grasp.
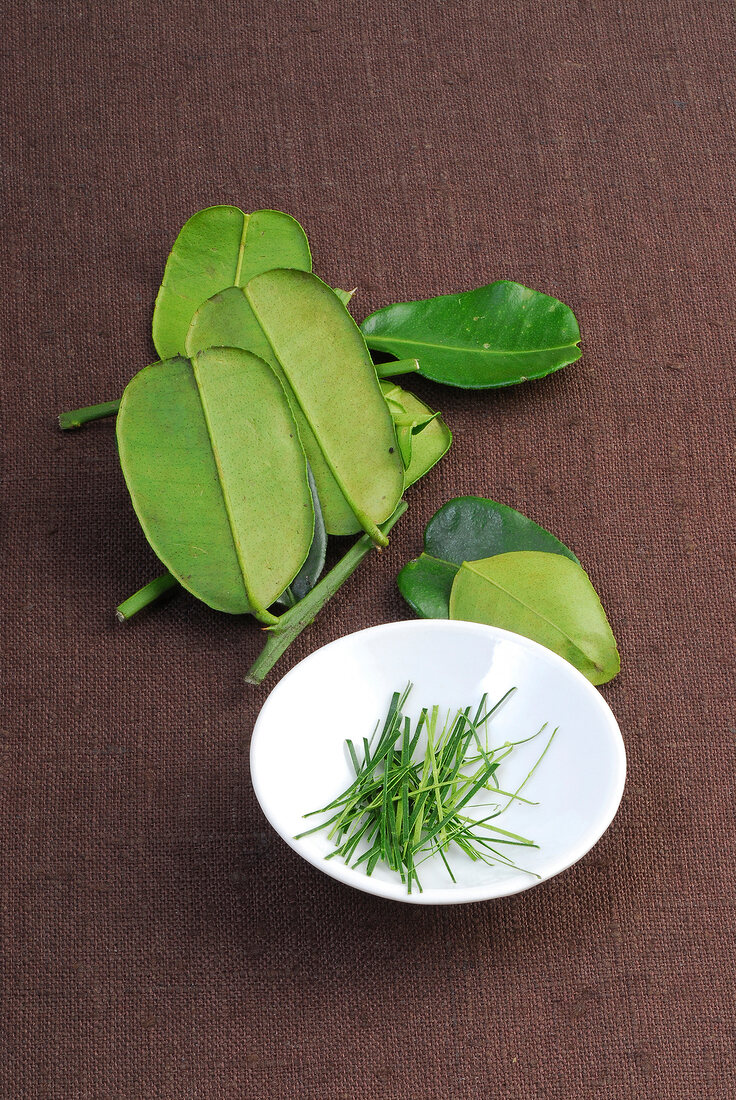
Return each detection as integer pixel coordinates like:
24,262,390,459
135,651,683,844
2,2,735,1097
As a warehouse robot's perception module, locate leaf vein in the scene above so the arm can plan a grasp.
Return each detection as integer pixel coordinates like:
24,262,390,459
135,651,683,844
364,336,580,356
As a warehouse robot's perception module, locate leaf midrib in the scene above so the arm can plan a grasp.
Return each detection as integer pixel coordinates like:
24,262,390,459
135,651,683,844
421,551,459,569
365,334,580,356
233,211,250,285
462,561,602,671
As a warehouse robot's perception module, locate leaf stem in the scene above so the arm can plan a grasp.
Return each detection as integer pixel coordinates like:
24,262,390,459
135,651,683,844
115,573,179,621
58,400,121,430
374,358,419,378
244,500,408,685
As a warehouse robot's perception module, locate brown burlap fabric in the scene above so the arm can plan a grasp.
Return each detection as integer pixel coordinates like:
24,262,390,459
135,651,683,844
3,2,735,1096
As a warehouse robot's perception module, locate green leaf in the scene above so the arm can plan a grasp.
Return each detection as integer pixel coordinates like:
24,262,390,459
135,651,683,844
396,424,413,468
116,349,314,623
114,461,327,619
379,382,451,490
361,280,581,389
449,552,620,685
152,207,311,360
398,496,579,618
246,269,405,547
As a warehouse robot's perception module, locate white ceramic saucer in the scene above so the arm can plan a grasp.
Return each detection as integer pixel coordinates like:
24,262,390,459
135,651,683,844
250,620,626,905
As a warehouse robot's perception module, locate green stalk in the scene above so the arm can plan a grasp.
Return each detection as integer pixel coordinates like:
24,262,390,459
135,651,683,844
374,358,420,378
244,500,407,685
115,573,179,621
58,400,121,430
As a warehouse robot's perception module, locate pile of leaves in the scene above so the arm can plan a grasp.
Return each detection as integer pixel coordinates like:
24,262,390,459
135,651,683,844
398,497,619,685
60,205,584,683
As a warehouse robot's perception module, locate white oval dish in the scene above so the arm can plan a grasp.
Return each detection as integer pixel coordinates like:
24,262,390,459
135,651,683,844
250,620,626,905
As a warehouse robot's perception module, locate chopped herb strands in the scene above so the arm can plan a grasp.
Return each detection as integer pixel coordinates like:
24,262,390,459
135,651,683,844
297,684,558,894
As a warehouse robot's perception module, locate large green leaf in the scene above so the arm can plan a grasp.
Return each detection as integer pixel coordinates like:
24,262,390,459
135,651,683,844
398,496,579,618
116,349,314,622
449,552,619,684
361,280,581,388
246,269,405,546
152,207,311,360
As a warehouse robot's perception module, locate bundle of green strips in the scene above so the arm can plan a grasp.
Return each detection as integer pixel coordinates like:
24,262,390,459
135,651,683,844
299,685,558,894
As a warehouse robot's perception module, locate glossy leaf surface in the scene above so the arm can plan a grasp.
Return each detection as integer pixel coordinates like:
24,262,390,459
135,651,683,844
361,280,581,388
117,349,313,621
397,496,580,618
152,207,311,360
449,552,620,684
425,496,580,566
247,269,405,545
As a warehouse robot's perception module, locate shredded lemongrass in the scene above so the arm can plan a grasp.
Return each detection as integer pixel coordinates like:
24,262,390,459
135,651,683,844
296,684,558,894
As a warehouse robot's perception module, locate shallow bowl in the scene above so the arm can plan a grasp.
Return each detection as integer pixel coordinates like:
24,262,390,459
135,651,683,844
250,620,625,905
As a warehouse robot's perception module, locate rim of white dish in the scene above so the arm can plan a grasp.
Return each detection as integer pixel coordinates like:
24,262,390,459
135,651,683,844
250,619,626,905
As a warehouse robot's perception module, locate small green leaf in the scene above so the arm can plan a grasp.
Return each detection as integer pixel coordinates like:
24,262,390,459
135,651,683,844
378,382,451,490
361,280,581,389
116,349,314,622
449,552,620,685
398,496,579,618
396,424,413,467
152,207,311,359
